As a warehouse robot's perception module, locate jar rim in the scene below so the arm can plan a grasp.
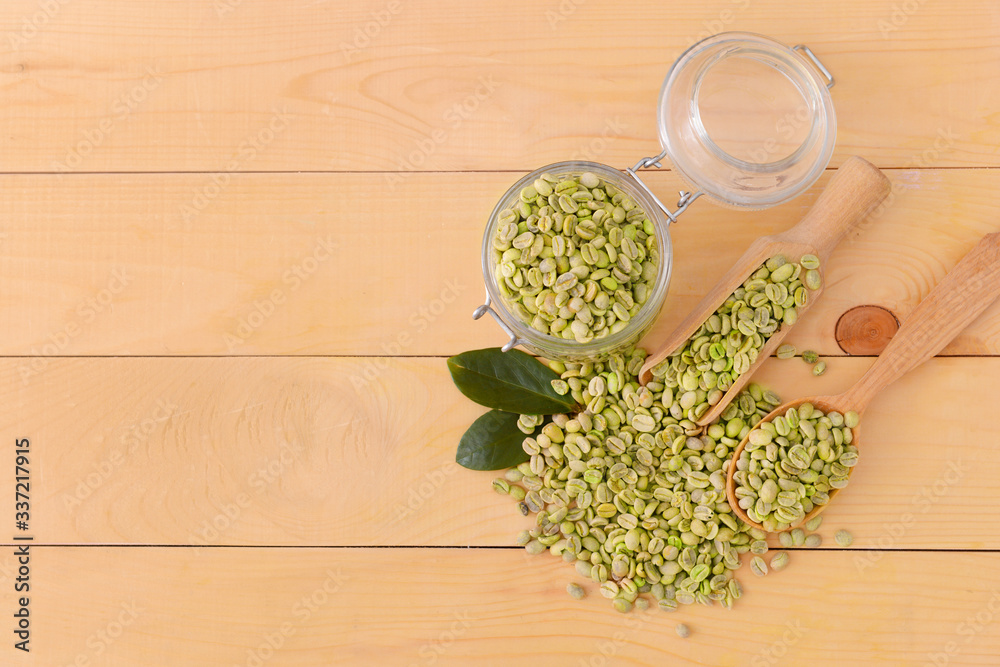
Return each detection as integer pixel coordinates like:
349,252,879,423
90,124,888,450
481,160,673,360
657,32,837,209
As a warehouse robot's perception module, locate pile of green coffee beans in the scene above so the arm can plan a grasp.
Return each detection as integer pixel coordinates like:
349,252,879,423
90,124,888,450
734,405,859,532
649,254,821,422
497,347,785,613
491,172,658,343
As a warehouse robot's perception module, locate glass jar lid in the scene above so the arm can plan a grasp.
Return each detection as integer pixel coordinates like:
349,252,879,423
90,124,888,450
657,32,836,209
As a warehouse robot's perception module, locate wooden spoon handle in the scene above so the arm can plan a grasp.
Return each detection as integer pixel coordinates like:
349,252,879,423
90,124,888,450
771,156,890,261
638,157,888,385
843,232,1000,411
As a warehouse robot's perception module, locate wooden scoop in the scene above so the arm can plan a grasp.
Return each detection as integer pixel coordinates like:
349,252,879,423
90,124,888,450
725,232,1000,531
638,156,891,427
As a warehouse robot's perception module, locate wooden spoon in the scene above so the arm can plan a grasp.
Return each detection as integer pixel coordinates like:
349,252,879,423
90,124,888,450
725,232,1000,532
638,156,891,428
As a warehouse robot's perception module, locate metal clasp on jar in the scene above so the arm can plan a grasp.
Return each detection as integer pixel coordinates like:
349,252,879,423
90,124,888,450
472,290,521,352
625,149,703,224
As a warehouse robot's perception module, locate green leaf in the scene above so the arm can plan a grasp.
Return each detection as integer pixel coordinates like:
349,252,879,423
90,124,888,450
447,347,576,414
456,409,537,471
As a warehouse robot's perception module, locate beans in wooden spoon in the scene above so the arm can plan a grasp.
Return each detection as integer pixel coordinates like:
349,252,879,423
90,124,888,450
726,232,1000,532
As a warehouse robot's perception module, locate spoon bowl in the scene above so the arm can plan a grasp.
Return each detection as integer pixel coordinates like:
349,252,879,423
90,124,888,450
725,395,859,531
638,157,891,428
724,232,1000,532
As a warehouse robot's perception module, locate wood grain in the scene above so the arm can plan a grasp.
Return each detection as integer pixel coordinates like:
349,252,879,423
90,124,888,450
1,1,998,662
2,355,994,549
728,233,1000,529
0,1,997,172
0,170,998,358
835,305,899,355
637,156,889,422
1,547,999,666
840,232,1000,411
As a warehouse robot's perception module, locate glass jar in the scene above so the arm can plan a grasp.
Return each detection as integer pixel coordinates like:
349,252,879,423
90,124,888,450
476,32,836,360
479,161,674,361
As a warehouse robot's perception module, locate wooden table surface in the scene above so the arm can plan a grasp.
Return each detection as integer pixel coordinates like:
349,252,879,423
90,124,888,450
2,1,999,665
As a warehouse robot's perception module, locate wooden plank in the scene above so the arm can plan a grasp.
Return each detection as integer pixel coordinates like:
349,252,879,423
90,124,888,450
0,547,998,665
0,0,997,172
3,356,995,549
0,169,998,357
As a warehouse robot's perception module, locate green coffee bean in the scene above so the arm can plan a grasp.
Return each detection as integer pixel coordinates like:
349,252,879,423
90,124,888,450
735,406,859,532
805,534,822,548
497,346,812,614
804,269,822,291
613,597,633,613
802,350,819,364
600,581,620,599
650,255,820,421
770,552,790,571
805,515,823,532
812,361,827,376
778,531,793,548
674,591,695,606
525,540,545,555
493,478,511,495
567,583,586,599
492,172,659,344
676,623,691,638
776,344,797,359
791,529,805,546
800,254,820,270
750,556,768,577
835,529,854,547
505,468,524,483
658,598,678,612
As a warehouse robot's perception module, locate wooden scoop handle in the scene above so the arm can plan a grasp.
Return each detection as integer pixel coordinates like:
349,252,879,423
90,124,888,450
771,156,890,261
842,232,1000,411
638,156,889,385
